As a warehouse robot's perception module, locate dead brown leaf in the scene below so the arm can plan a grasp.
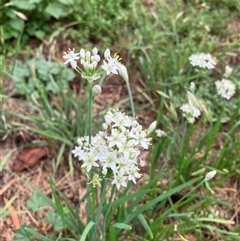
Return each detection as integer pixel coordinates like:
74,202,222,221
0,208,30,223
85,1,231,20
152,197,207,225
12,147,47,172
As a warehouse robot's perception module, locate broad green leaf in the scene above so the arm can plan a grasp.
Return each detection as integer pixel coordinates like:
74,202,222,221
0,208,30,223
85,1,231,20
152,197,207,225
61,68,76,81
50,65,61,75
45,2,67,19
35,30,45,40
11,0,35,10
47,210,63,231
27,192,49,211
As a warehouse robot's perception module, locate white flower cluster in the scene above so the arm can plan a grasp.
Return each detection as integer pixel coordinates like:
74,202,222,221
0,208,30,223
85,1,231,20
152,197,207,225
155,129,166,138
189,53,217,69
72,110,151,190
215,79,236,100
63,47,122,82
180,103,201,124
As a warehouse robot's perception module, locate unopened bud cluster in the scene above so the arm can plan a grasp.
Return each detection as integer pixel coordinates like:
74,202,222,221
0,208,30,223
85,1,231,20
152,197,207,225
63,47,125,83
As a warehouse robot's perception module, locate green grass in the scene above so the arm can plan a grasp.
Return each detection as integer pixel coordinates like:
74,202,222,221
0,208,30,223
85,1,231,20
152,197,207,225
1,0,240,240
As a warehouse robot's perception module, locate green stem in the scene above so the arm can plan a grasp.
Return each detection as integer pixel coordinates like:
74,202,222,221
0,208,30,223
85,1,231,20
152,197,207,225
93,179,107,240
126,79,135,117
86,82,93,225
102,184,116,241
87,82,93,143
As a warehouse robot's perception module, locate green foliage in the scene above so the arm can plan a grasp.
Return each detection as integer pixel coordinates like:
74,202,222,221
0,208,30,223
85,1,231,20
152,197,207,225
11,56,75,96
14,175,209,241
47,210,64,232
1,0,133,49
27,191,49,211
1,0,75,42
67,0,131,45
6,55,91,174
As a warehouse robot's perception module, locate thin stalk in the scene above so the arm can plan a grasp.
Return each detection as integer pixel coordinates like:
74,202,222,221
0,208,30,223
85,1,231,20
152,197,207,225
86,82,93,225
87,82,93,143
93,179,107,240
126,79,135,117
102,183,116,241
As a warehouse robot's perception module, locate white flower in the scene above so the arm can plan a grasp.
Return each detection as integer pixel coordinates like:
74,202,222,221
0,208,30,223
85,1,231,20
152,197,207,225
180,103,201,123
106,128,126,148
111,173,127,190
71,146,86,160
101,49,121,75
63,48,80,69
189,53,217,69
105,111,114,125
81,154,99,172
223,65,233,78
215,79,236,100
101,150,118,172
112,112,132,130
155,129,166,138
101,59,119,75
129,125,151,149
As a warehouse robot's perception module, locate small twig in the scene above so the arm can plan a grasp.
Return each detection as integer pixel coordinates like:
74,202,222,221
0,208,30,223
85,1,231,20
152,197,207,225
3,197,21,229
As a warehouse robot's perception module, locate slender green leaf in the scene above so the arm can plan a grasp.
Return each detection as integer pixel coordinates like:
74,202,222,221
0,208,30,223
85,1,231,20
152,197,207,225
79,221,95,241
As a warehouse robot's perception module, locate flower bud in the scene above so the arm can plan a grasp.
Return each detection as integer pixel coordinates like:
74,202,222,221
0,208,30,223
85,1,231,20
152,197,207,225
204,170,217,181
147,120,157,135
80,48,85,58
92,85,102,96
95,55,101,62
104,48,110,58
92,61,97,69
84,62,90,69
92,47,98,55
86,51,91,58
118,64,129,82
80,59,85,65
